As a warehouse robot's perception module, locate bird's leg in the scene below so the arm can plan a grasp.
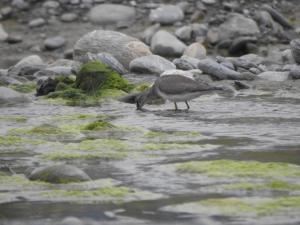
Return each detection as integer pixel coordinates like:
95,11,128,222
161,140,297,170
185,101,190,110
174,102,178,111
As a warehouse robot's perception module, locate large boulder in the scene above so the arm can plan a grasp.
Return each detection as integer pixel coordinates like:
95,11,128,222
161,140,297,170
88,4,135,25
129,55,175,75
149,5,184,25
151,30,187,57
73,30,152,69
218,13,260,40
27,164,91,183
0,86,31,106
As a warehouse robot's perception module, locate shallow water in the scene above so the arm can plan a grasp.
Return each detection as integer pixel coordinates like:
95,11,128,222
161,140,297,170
0,80,300,225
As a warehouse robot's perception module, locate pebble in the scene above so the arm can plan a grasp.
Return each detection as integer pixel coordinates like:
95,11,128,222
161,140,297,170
29,18,46,28
60,13,78,22
44,36,66,50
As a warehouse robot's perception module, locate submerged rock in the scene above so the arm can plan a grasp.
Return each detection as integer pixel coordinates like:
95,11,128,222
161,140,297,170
73,30,151,69
129,55,175,75
149,5,184,25
28,164,91,183
88,4,135,25
0,86,31,106
151,30,187,57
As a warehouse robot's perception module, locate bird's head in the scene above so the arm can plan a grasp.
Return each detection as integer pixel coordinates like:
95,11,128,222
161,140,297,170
136,90,150,110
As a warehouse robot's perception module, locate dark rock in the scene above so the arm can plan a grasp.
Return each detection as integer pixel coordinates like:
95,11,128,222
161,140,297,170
73,30,152,69
229,36,257,56
289,66,300,79
151,30,186,57
5,35,23,44
233,81,250,90
28,164,91,184
36,77,59,96
129,55,175,75
149,5,184,25
44,36,66,50
262,4,293,30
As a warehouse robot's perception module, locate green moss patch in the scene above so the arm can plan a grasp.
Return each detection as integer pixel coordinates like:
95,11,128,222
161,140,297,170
83,120,115,131
0,115,27,123
9,83,36,93
176,160,300,178
143,143,196,151
0,135,43,147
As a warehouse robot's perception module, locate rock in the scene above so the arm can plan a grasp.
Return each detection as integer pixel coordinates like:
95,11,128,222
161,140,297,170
218,13,260,40
149,5,184,25
12,0,29,10
141,23,160,45
44,36,66,50
202,0,216,5
173,55,200,70
0,24,8,41
198,58,254,80
191,23,208,39
28,18,46,28
8,55,46,77
262,4,293,30
290,39,300,64
36,77,59,96
60,217,83,225
129,55,175,75
161,69,194,80
43,1,60,8
0,87,31,106
183,42,206,59
79,52,127,75
290,66,300,79
175,26,192,42
0,75,22,85
5,34,23,44
73,30,152,69
257,71,290,82
60,13,78,22
255,10,283,35
229,36,257,56
233,81,250,90
34,66,73,78
0,7,13,19
206,28,219,44
151,30,187,57
88,4,135,25
28,164,91,183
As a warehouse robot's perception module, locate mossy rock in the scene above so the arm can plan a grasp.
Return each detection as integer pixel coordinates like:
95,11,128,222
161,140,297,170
76,61,133,93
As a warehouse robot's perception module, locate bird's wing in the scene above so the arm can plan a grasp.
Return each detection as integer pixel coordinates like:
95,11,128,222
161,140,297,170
155,75,213,95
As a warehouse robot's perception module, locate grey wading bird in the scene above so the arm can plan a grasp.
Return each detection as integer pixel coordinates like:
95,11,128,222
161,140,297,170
135,74,224,111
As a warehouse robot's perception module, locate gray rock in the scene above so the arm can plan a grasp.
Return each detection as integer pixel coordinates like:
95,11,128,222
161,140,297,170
151,30,187,57
43,1,60,8
8,55,46,77
73,30,152,69
257,71,290,82
0,75,22,85
44,36,66,50
0,7,12,19
12,0,29,10
175,26,192,42
142,23,160,45
218,13,260,40
0,87,31,106
198,58,254,80
79,52,127,75
290,66,300,79
129,55,175,75
290,39,300,64
173,55,200,70
202,0,216,5
60,13,78,22
0,24,8,41
34,66,73,78
29,18,46,28
5,34,23,44
49,59,76,67
28,164,91,183
184,42,206,59
262,4,293,30
255,10,283,35
149,5,184,25
191,23,208,39
88,4,135,25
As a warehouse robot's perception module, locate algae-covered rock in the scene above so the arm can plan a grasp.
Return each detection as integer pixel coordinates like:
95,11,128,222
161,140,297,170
75,61,133,93
28,164,91,184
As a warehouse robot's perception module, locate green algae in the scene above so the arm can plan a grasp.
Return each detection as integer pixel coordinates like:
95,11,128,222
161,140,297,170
83,120,115,131
42,186,133,198
145,130,200,139
75,139,130,151
197,196,300,216
224,180,300,191
143,143,195,151
0,135,43,147
133,83,151,92
176,160,300,178
0,115,27,123
0,174,49,189
9,83,36,93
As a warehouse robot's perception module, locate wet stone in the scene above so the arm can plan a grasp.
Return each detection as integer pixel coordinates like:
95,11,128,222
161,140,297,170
44,36,66,50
